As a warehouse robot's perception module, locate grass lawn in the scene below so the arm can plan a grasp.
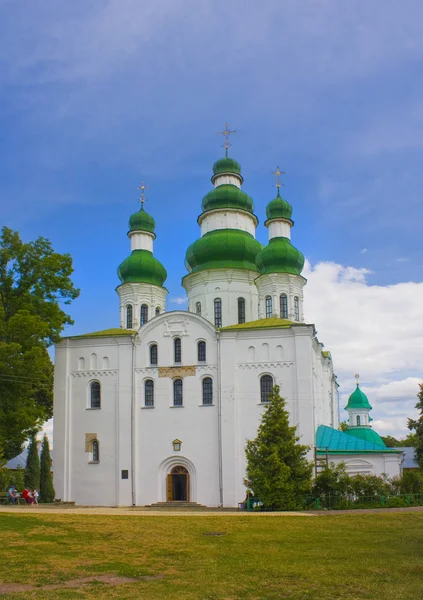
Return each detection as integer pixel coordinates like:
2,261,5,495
0,512,422,599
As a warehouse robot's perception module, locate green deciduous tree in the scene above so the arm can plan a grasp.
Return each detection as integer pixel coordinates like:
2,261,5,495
245,385,313,510
0,227,79,459
40,435,55,503
24,434,40,490
408,383,423,469
312,462,351,501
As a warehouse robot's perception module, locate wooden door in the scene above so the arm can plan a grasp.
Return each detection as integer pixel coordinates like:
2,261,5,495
167,474,172,502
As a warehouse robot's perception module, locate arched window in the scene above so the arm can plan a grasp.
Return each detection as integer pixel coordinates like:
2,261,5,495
260,375,273,403
174,338,182,363
126,305,133,329
150,344,158,366
214,298,222,328
196,302,201,316
202,377,213,405
356,415,361,426
294,296,300,321
145,380,154,407
265,296,272,319
173,379,183,406
92,440,99,462
280,294,288,319
238,297,246,324
198,341,206,362
140,304,148,325
155,306,161,316
90,381,101,409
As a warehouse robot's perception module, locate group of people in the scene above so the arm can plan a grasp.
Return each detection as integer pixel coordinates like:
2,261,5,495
7,484,39,505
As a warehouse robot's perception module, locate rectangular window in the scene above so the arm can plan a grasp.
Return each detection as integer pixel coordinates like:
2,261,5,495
238,298,245,324
294,297,300,321
173,379,183,406
121,470,129,480
265,296,272,319
280,294,288,319
174,338,182,363
214,298,222,328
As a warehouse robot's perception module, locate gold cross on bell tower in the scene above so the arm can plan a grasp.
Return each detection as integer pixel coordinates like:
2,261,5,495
272,166,285,195
137,181,149,207
217,122,236,157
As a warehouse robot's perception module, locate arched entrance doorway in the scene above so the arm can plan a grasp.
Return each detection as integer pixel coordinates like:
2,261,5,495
167,466,190,501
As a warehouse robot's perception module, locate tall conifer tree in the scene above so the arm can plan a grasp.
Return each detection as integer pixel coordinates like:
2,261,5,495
408,383,423,469
24,434,40,490
245,385,312,510
40,435,55,503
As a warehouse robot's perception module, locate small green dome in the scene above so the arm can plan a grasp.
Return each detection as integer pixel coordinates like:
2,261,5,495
201,184,254,214
265,191,293,222
118,250,167,287
345,427,385,447
185,229,261,274
128,207,155,234
212,157,242,178
256,237,305,276
345,385,372,410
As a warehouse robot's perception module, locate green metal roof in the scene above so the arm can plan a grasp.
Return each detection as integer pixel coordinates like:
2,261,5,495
256,237,305,276
345,384,372,410
220,317,297,331
265,190,293,223
117,250,167,287
201,184,254,214
129,207,155,234
316,425,399,453
185,229,261,274
67,328,135,339
212,157,242,178
345,427,386,447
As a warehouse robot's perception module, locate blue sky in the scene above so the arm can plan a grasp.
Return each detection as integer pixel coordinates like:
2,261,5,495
2,0,423,437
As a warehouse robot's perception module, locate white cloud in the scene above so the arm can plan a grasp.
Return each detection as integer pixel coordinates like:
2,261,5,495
396,257,409,263
170,296,188,306
304,260,423,437
360,248,368,254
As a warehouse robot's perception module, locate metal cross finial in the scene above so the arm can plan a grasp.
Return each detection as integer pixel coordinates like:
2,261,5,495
355,373,360,386
137,181,149,207
217,122,236,157
272,166,286,192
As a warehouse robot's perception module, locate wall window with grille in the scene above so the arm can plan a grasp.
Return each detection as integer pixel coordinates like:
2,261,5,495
280,294,288,319
260,375,273,403
174,338,182,363
140,304,148,325
238,297,246,324
90,381,101,409
145,380,154,407
214,298,222,327
196,302,201,316
173,379,183,406
265,296,272,319
357,415,361,426
126,304,133,329
202,377,213,405
294,296,300,321
150,344,158,366
198,341,206,362
92,440,99,462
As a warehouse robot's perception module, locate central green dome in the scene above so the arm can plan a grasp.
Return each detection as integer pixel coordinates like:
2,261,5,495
212,157,242,177
118,250,167,287
128,207,155,234
201,184,254,214
345,385,372,410
185,229,261,274
265,191,293,223
256,237,305,276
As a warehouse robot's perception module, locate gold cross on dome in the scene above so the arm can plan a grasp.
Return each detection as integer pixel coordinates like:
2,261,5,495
355,373,360,386
137,181,149,206
217,122,236,156
272,166,285,189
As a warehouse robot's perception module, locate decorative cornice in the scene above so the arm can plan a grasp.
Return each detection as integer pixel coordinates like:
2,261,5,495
237,361,293,370
71,370,117,378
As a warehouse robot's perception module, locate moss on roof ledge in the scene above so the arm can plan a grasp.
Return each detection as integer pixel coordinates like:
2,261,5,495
220,317,300,331
65,328,135,340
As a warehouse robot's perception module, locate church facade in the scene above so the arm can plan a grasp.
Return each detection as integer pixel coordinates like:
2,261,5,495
53,149,401,507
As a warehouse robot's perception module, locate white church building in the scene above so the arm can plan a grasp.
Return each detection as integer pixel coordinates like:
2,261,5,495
53,148,402,507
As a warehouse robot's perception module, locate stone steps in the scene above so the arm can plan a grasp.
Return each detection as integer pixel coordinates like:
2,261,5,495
142,501,207,510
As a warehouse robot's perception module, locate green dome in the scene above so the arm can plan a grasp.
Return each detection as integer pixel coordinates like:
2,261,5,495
128,207,155,233
345,427,385,447
256,237,305,276
265,191,293,222
212,157,242,178
345,385,372,410
118,250,167,287
185,229,261,274
201,184,254,214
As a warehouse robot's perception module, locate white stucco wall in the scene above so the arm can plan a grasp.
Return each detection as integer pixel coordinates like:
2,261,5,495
255,272,306,322
117,282,167,329
199,210,257,237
